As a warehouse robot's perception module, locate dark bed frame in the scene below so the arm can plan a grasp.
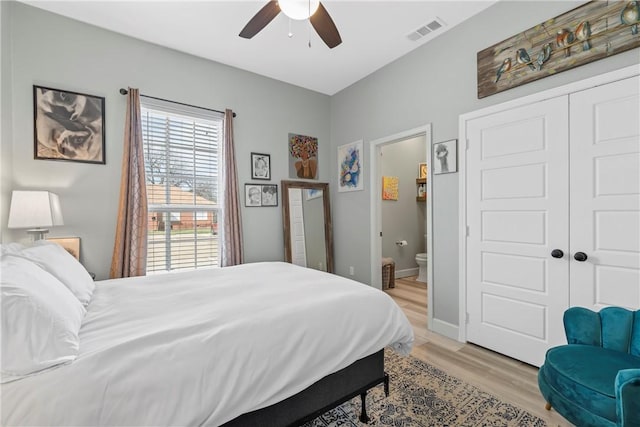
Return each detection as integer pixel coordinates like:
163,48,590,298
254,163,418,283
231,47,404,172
222,349,389,427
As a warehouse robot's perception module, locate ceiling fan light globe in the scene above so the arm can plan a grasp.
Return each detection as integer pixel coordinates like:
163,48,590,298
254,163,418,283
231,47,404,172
279,0,320,20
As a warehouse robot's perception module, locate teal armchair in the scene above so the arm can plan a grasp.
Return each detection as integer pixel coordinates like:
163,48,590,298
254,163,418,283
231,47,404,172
538,307,640,427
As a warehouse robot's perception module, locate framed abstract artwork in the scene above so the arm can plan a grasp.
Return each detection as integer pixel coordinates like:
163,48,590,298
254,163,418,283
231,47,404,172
418,162,427,179
33,85,105,164
382,176,399,200
337,140,363,192
306,188,323,200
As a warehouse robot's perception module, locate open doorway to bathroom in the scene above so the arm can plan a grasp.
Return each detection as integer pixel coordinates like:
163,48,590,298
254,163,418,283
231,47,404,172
368,124,433,331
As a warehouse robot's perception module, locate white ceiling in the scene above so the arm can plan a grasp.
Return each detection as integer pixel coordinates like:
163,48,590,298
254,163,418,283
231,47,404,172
22,1,496,95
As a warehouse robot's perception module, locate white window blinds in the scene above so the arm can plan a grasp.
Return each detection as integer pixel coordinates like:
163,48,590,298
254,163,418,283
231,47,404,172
140,96,224,273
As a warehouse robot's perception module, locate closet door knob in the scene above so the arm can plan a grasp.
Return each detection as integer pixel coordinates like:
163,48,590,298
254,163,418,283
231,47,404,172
551,249,564,258
574,252,588,262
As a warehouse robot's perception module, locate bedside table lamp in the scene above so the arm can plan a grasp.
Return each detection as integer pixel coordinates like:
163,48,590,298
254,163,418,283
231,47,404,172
8,190,64,241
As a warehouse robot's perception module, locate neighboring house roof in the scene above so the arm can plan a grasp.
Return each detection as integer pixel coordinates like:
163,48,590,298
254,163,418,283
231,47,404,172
147,184,215,206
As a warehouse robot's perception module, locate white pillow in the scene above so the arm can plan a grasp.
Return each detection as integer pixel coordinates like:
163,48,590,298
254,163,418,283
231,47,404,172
0,242,25,256
18,240,95,306
1,255,86,383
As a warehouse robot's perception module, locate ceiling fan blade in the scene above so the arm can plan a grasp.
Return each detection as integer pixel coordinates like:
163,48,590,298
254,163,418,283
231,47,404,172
310,2,342,49
239,1,281,39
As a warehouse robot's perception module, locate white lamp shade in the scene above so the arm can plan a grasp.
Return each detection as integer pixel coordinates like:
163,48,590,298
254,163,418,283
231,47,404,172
279,0,320,20
8,191,64,229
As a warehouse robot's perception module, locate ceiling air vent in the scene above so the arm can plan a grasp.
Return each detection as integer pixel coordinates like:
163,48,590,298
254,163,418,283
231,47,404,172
406,18,446,42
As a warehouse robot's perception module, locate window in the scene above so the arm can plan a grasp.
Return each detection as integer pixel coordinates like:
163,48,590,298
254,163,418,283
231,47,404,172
141,97,223,273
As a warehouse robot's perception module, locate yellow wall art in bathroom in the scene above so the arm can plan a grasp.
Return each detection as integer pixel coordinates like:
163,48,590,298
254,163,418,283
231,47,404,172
382,176,399,201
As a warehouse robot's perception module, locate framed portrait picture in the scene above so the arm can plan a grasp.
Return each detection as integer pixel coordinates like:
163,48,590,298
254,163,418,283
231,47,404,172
289,133,318,180
261,184,278,207
433,139,457,174
251,152,271,180
418,162,427,179
47,237,81,261
245,184,278,207
33,85,106,164
245,184,262,207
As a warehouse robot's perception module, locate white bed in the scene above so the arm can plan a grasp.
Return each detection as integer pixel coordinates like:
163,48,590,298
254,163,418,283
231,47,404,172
1,259,413,426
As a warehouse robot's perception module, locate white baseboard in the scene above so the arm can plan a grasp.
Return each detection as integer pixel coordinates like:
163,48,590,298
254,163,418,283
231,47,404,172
430,318,460,341
395,268,418,279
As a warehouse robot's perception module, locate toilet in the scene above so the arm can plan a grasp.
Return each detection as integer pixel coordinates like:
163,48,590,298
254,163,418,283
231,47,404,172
415,253,427,283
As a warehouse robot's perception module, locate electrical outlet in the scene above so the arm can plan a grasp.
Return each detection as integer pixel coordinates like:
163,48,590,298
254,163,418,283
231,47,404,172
349,266,355,276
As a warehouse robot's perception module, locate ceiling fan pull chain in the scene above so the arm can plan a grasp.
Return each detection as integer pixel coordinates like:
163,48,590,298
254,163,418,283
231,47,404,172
288,18,293,38
307,0,312,47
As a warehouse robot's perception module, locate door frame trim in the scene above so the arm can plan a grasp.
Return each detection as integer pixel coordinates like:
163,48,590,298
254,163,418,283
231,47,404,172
368,124,433,330
457,64,640,343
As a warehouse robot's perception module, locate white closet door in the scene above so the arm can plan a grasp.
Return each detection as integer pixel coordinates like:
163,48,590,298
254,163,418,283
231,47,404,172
466,96,569,367
288,188,307,267
569,76,640,310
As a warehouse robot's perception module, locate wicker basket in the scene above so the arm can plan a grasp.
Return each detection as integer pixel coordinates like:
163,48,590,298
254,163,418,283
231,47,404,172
381,257,395,290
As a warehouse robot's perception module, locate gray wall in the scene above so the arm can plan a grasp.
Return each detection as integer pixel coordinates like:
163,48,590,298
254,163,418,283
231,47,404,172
1,2,330,279
1,1,14,242
330,1,640,327
381,136,426,274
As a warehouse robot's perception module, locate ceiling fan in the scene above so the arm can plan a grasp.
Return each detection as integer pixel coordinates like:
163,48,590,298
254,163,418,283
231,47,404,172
239,0,342,49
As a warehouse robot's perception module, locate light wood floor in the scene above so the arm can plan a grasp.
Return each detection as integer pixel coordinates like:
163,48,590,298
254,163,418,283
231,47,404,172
385,276,572,427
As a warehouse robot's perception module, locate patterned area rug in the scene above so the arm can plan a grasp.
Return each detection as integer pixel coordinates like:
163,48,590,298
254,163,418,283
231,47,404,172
306,350,547,427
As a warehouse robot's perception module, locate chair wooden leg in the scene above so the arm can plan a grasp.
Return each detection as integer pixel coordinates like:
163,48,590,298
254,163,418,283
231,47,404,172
545,402,552,411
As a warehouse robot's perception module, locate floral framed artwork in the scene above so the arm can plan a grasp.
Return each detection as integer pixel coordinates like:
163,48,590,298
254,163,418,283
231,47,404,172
338,140,363,192
251,152,271,180
33,85,105,164
288,133,318,180
433,139,457,175
47,237,80,260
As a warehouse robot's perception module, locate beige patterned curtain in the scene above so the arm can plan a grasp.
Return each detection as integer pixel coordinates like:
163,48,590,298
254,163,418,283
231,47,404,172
221,109,243,266
110,88,148,278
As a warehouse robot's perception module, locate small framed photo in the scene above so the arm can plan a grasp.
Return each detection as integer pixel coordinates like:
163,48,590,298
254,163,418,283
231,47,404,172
418,162,427,179
245,184,263,207
251,152,271,180
34,85,106,164
47,237,81,261
261,184,278,206
433,139,457,174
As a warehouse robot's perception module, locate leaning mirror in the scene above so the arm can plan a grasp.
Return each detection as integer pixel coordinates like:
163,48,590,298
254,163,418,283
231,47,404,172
281,180,333,273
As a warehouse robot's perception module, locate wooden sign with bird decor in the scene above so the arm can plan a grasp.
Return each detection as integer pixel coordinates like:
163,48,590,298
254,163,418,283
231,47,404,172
477,0,640,98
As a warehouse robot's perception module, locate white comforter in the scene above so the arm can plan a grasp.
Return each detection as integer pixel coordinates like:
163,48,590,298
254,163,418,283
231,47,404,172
2,262,413,426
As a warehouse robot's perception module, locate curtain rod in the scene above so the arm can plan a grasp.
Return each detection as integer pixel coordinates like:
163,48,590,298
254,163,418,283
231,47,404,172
119,88,236,118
